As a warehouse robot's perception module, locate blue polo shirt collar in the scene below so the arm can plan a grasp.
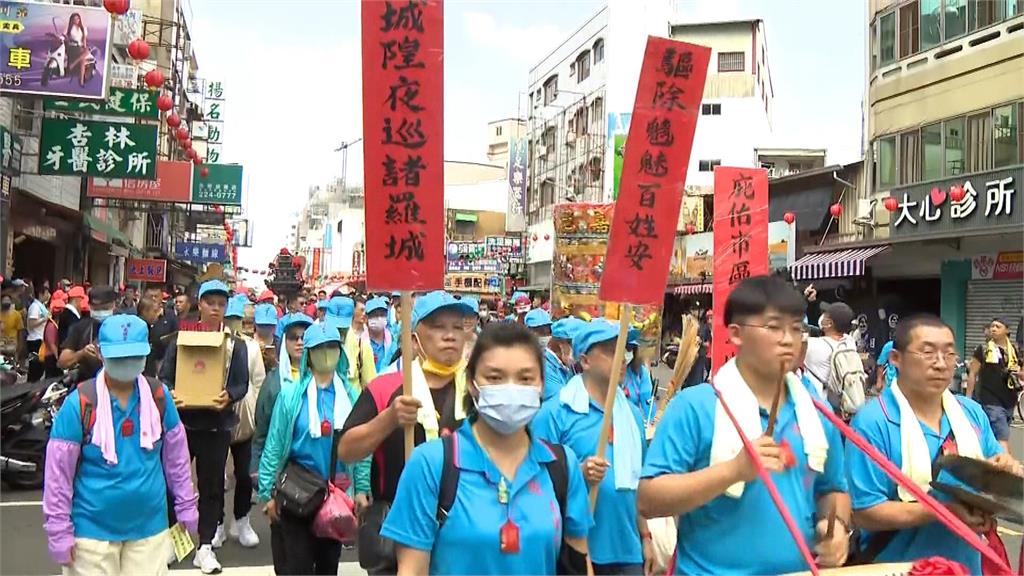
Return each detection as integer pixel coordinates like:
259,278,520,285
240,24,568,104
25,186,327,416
454,421,556,495
878,383,950,438
559,374,605,415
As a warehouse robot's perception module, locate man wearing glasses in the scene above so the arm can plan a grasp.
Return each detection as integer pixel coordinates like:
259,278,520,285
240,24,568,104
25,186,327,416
846,314,1021,572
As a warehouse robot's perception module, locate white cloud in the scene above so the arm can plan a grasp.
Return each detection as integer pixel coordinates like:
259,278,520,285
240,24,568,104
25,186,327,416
461,11,566,67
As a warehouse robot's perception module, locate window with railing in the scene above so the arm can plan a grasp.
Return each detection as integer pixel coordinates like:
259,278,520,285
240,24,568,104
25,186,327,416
874,100,1023,190
717,52,745,72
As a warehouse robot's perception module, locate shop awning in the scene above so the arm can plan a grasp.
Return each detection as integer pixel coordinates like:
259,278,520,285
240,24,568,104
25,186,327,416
789,245,890,281
672,283,712,295
83,213,136,253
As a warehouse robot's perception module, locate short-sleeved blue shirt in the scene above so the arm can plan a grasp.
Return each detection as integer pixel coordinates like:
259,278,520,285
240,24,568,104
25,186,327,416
623,365,654,419
846,387,1004,574
542,348,571,401
380,421,594,575
290,384,346,480
50,384,181,542
532,387,647,565
642,380,847,575
876,341,898,387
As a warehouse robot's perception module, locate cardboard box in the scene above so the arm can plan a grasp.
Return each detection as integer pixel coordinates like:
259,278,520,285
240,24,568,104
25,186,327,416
174,330,228,407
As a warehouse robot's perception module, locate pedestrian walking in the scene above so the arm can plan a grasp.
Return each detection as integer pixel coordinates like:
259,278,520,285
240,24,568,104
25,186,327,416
533,320,652,575
25,283,50,382
381,322,593,575
965,317,1022,453
638,275,850,575
847,314,1021,572
252,311,314,575
58,286,118,385
160,280,250,574
258,320,369,575
363,296,394,373
43,314,197,576
623,331,654,418
543,317,583,401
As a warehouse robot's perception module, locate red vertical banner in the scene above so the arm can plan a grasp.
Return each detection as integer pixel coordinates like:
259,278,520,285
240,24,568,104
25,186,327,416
312,248,322,280
361,0,445,290
600,38,710,304
711,167,769,374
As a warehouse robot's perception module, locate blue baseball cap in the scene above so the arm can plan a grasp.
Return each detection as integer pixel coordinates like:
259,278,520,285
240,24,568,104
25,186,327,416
461,297,479,313
552,317,585,341
525,308,552,328
280,312,315,333
303,320,342,349
627,326,642,346
198,280,229,299
98,314,151,359
316,299,330,310
327,296,354,328
365,296,389,316
511,291,527,302
572,320,620,359
225,294,247,318
412,290,475,330
254,304,278,326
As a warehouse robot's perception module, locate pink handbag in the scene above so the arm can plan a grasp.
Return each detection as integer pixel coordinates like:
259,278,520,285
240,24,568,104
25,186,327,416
312,481,358,543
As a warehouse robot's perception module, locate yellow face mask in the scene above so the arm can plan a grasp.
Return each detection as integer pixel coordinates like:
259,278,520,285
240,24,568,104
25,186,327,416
420,356,464,377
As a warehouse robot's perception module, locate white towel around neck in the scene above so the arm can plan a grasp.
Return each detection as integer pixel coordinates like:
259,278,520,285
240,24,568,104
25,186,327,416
710,358,829,498
305,372,352,439
889,379,982,502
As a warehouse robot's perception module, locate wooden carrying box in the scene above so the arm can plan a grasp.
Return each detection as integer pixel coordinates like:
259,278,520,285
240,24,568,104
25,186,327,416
174,330,228,407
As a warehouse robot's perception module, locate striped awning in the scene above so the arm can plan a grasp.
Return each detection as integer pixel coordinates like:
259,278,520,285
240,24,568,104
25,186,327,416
789,245,890,281
672,283,712,295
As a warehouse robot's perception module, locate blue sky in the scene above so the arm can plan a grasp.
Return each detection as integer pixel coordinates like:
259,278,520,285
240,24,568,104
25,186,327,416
188,0,864,273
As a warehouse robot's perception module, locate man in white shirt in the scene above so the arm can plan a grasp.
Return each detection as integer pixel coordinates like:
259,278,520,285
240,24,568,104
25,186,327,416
804,302,857,399
25,284,50,381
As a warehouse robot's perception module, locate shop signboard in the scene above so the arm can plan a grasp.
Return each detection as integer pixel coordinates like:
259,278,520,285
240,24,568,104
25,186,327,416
669,221,792,284
87,160,192,202
889,166,1022,240
174,242,227,264
127,258,167,282
506,137,527,232
191,163,243,205
0,1,112,99
39,118,158,179
44,88,160,119
971,251,1023,281
443,273,502,294
1,125,22,175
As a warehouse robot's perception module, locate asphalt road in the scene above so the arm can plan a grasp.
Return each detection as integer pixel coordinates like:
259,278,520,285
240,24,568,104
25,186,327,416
1,367,1020,575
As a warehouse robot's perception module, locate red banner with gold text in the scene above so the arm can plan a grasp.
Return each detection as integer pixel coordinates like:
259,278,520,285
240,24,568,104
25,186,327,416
361,0,445,290
599,37,710,305
711,167,769,374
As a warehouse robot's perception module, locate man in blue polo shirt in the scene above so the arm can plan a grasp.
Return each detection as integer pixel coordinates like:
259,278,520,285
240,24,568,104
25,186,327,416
44,314,197,575
541,317,584,401
638,275,850,575
533,320,651,575
847,314,1019,573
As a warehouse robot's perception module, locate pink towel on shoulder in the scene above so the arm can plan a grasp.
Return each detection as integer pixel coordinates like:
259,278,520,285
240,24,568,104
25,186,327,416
92,370,163,465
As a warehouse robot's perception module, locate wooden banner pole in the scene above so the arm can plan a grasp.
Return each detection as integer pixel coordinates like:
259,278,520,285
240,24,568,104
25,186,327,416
400,291,414,462
589,303,633,511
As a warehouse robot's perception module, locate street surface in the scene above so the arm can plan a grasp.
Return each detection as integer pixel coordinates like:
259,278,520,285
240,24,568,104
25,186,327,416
0,363,1018,574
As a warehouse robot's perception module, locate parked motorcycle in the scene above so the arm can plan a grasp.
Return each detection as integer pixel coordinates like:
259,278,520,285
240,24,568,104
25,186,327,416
1,371,74,489
41,17,98,87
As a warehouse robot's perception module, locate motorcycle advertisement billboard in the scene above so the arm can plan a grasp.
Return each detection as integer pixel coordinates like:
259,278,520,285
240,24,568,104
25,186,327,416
0,1,112,99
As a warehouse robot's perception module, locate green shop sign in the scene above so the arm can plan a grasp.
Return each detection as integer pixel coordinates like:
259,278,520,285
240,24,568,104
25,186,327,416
38,118,158,180
192,163,243,205
44,88,161,120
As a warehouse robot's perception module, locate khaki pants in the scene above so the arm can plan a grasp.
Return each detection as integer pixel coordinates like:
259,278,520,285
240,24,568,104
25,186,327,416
62,530,169,576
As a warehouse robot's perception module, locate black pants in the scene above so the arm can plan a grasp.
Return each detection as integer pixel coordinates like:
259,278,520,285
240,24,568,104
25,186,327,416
183,428,230,545
277,510,342,575
270,521,287,575
224,438,253,522
25,340,43,382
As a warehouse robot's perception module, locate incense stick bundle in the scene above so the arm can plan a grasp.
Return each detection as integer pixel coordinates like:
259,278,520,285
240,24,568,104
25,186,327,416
654,315,700,424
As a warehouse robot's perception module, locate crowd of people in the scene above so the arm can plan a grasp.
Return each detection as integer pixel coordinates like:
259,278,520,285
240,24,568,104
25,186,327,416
0,272,1019,575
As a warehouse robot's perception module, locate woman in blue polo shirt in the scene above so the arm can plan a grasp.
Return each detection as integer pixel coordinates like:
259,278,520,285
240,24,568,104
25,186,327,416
258,319,369,575
44,314,197,575
622,331,654,421
381,322,594,575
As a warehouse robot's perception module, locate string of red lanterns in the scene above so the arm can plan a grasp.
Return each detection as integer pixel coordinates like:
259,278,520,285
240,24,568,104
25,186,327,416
783,212,796,225
103,0,130,16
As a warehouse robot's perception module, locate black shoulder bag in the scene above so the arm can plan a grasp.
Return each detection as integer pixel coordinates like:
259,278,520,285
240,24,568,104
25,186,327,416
274,432,341,519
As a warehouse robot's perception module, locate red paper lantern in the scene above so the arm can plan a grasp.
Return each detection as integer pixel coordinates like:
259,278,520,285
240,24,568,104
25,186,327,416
200,167,210,178
883,197,899,212
104,0,129,16
181,138,192,150
166,114,181,128
532,234,538,241
175,127,188,140
544,233,550,241
156,94,173,112
127,39,150,61
213,205,223,213
192,155,202,166
685,223,696,235
783,212,796,224
187,149,198,161
829,203,843,218
280,248,291,256
949,184,966,203
144,69,164,89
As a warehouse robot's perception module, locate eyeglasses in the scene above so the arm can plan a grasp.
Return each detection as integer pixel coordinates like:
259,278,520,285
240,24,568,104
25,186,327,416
905,350,959,365
285,333,303,342
738,323,807,342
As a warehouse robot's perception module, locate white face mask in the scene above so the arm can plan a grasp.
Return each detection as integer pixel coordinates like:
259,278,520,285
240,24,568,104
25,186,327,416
91,308,113,321
474,383,541,435
538,336,552,349
105,356,146,382
367,317,387,332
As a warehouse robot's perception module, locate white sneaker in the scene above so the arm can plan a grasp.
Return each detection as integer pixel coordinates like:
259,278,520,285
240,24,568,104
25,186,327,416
230,514,260,548
192,544,222,574
166,538,178,566
211,523,227,549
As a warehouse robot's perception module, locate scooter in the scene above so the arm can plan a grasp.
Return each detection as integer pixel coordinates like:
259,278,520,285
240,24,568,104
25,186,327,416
1,371,74,489
41,17,98,87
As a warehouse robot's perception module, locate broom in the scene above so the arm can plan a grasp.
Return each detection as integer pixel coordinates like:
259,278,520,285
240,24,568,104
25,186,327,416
653,315,700,426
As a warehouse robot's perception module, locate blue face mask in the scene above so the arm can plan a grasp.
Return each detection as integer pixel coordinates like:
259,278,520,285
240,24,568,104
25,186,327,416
473,383,541,435
105,357,146,382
